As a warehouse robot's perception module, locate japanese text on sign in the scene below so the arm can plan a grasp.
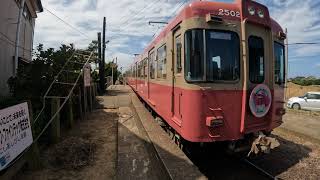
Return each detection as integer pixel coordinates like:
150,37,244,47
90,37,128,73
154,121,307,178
0,102,33,171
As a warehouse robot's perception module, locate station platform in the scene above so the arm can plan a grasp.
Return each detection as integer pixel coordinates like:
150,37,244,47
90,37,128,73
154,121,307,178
103,85,206,180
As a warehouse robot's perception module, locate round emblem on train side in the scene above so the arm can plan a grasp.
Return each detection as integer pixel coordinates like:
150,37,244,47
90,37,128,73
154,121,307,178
249,84,272,118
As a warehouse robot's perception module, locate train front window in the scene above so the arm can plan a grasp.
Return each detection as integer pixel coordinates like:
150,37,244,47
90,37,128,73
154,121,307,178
206,31,240,81
274,42,285,85
249,36,265,84
185,30,204,81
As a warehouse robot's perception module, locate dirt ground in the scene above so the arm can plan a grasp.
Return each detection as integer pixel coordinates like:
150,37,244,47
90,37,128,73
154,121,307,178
252,127,320,180
286,82,320,100
14,108,117,180
281,109,320,142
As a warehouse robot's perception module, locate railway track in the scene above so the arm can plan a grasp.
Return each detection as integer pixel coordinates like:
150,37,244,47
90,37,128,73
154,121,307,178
130,90,279,180
242,158,278,180
148,110,279,180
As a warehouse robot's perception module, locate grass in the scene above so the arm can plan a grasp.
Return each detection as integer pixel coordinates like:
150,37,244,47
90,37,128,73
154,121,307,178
286,82,320,100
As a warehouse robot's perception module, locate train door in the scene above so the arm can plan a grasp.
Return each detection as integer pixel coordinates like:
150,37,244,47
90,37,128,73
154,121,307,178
243,24,273,132
148,50,155,105
171,26,183,126
143,58,148,96
271,40,286,128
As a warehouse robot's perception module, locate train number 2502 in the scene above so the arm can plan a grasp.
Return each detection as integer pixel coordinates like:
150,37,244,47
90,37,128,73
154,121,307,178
218,9,240,17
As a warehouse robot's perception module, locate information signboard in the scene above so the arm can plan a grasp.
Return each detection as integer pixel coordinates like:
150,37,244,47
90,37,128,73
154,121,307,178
84,63,91,87
0,102,33,171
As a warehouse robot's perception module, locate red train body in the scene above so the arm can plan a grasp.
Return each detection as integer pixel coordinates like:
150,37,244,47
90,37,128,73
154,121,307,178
125,0,287,148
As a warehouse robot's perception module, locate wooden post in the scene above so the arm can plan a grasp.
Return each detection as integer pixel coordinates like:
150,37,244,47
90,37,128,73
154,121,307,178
78,88,83,120
92,84,96,106
89,85,93,111
27,101,41,170
83,79,87,118
50,98,60,143
85,87,88,113
67,98,74,128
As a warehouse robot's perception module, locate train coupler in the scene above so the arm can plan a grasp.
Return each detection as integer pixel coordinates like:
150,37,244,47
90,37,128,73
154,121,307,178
247,132,280,157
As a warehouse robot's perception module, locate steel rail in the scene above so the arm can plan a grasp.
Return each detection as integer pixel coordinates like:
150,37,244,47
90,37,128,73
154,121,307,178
243,158,278,180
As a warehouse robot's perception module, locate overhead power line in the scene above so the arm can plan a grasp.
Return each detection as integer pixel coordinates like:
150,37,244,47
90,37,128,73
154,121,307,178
118,0,188,35
172,0,189,15
116,0,161,26
43,7,90,39
117,0,162,28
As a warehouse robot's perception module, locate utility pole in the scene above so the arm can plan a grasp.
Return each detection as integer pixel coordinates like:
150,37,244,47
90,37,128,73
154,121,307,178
116,57,118,84
285,28,289,100
111,58,114,85
101,17,106,92
98,32,103,93
14,0,26,76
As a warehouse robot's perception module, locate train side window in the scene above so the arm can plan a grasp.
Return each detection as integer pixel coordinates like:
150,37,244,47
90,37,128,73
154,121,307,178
133,64,137,78
149,51,155,79
138,62,141,78
185,30,204,81
274,42,285,85
132,66,134,78
140,61,143,78
137,64,139,77
143,58,147,79
157,45,167,79
176,35,182,73
249,36,265,84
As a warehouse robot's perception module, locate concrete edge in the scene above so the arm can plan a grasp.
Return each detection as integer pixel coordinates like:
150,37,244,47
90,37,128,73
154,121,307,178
129,90,207,180
129,93,173,180
129,101,173,180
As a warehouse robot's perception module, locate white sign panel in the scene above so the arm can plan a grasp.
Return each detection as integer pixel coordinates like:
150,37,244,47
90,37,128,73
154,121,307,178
0,102,33,171
84,63,91,87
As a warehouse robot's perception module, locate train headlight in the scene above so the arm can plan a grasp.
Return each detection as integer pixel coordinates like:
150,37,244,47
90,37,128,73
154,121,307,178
248,6,255,16
258,9,264,18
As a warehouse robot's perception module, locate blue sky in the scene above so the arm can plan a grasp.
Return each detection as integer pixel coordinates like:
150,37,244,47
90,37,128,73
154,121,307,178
34,0,320,77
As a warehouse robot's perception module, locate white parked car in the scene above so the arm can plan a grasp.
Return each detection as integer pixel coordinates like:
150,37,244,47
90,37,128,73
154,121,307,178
287,92,320,111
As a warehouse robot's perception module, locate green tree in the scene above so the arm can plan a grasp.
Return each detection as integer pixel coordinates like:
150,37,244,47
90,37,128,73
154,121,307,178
292,76,320,86
104,62,121,84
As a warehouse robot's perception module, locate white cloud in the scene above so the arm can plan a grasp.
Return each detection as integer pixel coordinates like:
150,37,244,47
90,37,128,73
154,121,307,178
34,0,186,70
257,0,320,60
34,0,320,71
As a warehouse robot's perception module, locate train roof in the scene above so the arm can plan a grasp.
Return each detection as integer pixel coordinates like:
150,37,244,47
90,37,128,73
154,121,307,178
133,0,284,64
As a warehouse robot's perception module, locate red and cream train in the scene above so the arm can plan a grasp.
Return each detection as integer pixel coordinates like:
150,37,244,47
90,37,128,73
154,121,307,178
125,0,287,152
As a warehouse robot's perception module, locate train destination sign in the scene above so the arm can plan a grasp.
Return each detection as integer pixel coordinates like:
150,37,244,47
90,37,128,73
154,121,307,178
0,102,33,171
